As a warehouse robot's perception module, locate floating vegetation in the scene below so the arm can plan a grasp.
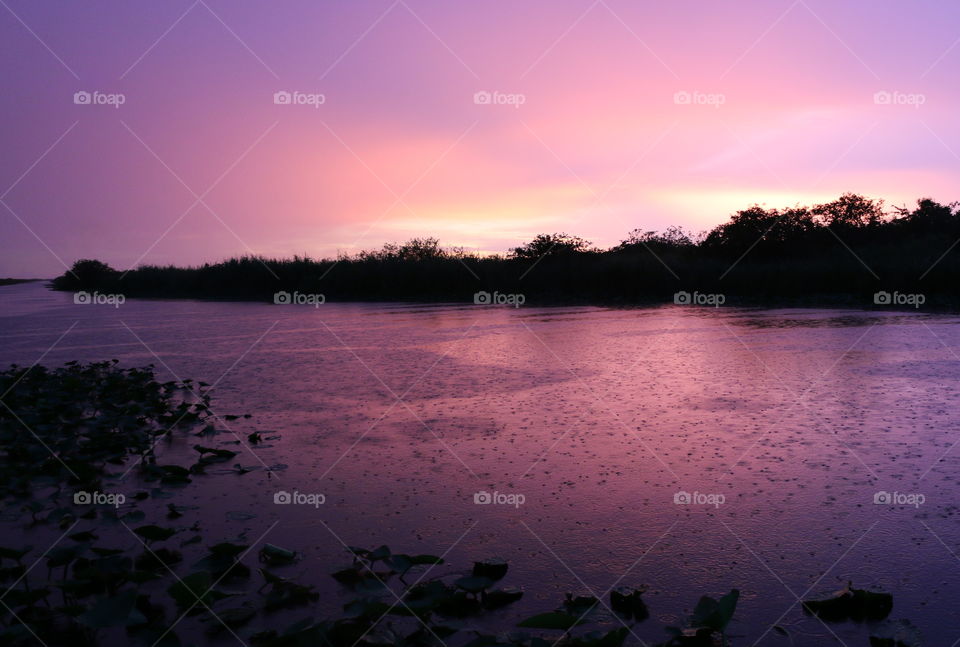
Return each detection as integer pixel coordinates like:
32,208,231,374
802,582,893,622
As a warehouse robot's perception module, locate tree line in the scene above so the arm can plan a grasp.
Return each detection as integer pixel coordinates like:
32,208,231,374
51,194,960,307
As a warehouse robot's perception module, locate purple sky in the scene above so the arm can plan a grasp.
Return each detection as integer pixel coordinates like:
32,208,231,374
1,0,959,277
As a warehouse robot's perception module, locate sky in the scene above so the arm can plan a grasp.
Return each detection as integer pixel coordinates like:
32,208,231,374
1,0,959,277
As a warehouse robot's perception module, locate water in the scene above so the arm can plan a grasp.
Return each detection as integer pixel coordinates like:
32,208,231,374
3,281,960,645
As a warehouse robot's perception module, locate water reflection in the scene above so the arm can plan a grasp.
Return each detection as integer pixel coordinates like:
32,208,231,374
2,282,960,645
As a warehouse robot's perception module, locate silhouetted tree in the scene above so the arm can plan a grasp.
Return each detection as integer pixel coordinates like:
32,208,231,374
892,198,957,232
511,233,592,259
619,226,696,250
360,238,446,261
51,259,118,290
702,205,814,253
811,193,884,229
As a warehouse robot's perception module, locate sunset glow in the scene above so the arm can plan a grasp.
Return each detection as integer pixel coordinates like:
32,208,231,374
2,1,959,276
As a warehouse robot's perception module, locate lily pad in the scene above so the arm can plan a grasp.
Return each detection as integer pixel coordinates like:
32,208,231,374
803,583,892,622
134,524,177,543
517,612,584,630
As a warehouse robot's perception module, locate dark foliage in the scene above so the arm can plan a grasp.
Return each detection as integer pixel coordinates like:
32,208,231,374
50,195,960,308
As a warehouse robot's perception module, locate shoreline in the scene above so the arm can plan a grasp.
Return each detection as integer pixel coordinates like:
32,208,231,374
39,281,960,315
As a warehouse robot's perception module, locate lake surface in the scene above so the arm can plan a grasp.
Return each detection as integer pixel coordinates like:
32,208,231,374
3,281,960,645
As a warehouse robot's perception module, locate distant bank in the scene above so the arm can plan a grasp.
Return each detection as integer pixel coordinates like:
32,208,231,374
0,278,42,286
46,194,960,311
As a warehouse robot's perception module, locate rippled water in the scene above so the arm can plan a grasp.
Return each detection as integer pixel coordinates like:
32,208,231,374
3,281,960,645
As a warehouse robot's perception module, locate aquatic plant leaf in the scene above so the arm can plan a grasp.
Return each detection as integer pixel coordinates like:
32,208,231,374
123,510,146,523
343,598,391,618
610,586,648,621
575,627,629,647
404,580,453,612
483,587,524,609
78,590,147,628
430,625,459,639
209,542,249,558
0,546,32,561
4,588,50,606
259,543,297,565
331,567,363,586
193,445,238,463
455,576,494,593
218,605,257,627
463,635,501,647
564,594,599,615
517,612,583,630
46,545,84,568
803,584,892,622
472,559,508,581
690,589,739,632
258,568,287,586
264,579,319,610
167,571,231,608
435,591,482,617
389,554,412,573
136,547,183,570
134,524,177,542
